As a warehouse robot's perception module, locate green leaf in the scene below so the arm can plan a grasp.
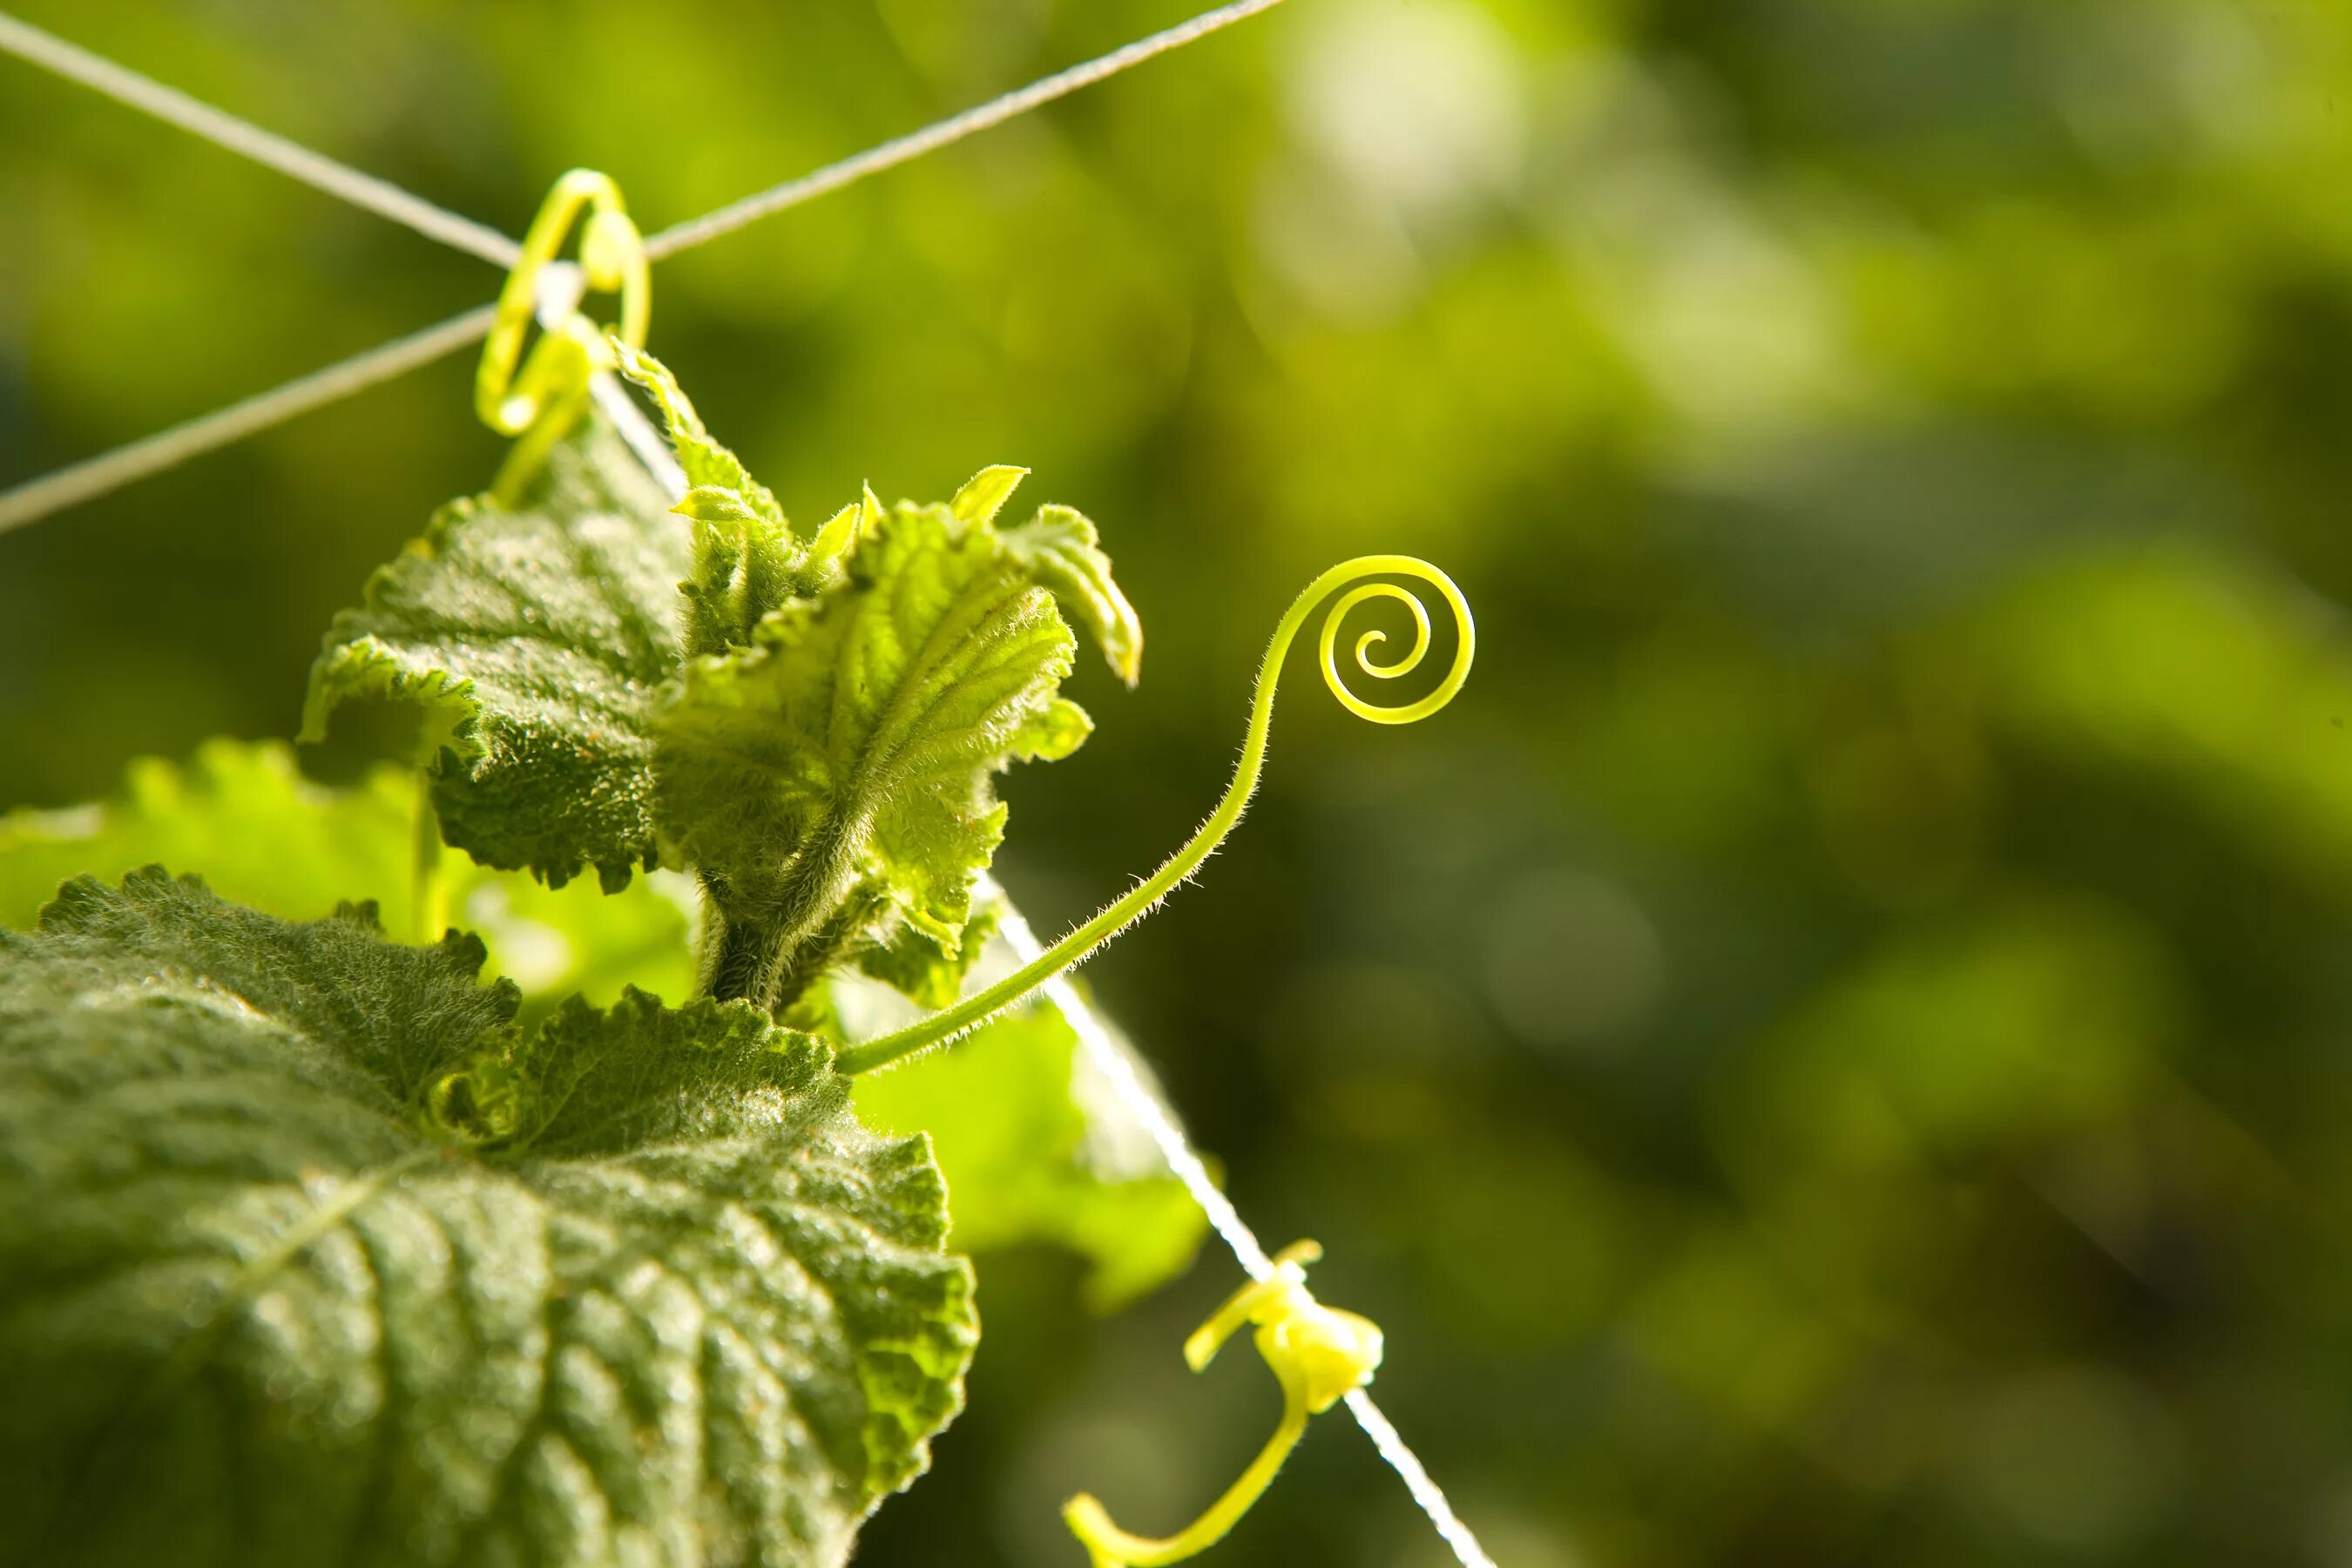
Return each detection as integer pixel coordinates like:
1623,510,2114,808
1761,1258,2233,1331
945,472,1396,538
1001,504,1144,688
302,416,691,892
857,899,1004,1011
949,464,1029,527
0,739,416,936
659,501,1087,1012
0,869,975,1567
613,346,785,524
948,469,1141,686
1010,696,1096,763
618,345,848,655
0,739,693,1016
850,990,1206,1311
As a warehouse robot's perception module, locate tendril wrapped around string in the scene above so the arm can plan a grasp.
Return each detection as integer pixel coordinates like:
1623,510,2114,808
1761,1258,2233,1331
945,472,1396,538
836,554,1474,1075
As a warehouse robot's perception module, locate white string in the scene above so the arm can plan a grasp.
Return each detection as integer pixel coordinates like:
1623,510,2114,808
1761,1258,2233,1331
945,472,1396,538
0,11,522,267
0,304,497,536
0,0,1291,534
1345,1390,1497,1568
982,876,1494,1565
640,0,1288,261
591,375,689,497
979,876,1279,1281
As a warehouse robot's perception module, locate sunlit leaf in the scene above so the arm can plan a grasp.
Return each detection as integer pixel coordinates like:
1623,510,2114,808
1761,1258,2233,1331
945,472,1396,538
0,739,693,1013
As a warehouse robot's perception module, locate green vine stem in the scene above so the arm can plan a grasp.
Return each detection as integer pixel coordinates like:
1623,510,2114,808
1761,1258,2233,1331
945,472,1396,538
836,554,1474,1077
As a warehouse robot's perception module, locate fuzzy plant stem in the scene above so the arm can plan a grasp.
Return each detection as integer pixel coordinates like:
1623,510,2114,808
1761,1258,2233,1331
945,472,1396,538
836,554,1473,1076
703,811,867,1010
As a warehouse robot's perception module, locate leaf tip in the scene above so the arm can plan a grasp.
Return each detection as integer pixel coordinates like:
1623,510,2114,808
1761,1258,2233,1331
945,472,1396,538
949,464,1029,527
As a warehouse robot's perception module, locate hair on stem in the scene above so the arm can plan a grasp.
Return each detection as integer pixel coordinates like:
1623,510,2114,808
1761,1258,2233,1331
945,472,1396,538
835,554,1474,1076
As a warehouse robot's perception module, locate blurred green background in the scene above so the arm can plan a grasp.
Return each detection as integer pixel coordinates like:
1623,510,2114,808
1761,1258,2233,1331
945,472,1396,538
10,0,2352,1563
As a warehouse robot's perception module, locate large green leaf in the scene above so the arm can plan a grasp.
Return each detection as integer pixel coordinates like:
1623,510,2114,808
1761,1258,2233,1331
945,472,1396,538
0,742,1203,1307
659,483,1099,1013
0,740,693,1014
0,739,417,933
0,870,975,1568
301,417,691,892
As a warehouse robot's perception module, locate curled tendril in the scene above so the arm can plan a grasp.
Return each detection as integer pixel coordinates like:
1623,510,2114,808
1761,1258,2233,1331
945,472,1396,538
479,169,649,506
836,555,1474,1076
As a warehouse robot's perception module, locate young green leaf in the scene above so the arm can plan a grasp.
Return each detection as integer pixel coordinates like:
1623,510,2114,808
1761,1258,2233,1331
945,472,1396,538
857,898,1006,1011
302,416,691,892
0,869,975,1567
617,345,848,653
949,463,1029,527
1001,504,1144,688
947,468,1141,687
660,501,1089,1013
613,343,785,522
0,739,693,1014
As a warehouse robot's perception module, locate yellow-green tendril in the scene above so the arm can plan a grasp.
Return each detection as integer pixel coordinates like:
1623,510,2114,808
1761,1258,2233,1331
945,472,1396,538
1063,1241,1382,1567
836,555,1472,1076
476,168,649,504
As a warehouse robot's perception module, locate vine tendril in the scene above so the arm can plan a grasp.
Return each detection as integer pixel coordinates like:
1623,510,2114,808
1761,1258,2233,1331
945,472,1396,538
478,169,648,505
836,554,1474,1076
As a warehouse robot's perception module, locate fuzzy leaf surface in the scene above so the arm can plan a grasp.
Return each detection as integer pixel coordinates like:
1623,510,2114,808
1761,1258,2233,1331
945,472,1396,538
1001,504,1143,687
302,417,690,891
661,502,1086,1010
0,870,975,1568
617,346,850,654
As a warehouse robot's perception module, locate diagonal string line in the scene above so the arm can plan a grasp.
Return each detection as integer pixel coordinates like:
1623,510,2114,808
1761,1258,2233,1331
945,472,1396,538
981,882,1497,1568
977,878,1275,1277
0,0,1288,535
0,11,521,267
641,0,1286,260
0,306,497,535
1346,1390,1497,1568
